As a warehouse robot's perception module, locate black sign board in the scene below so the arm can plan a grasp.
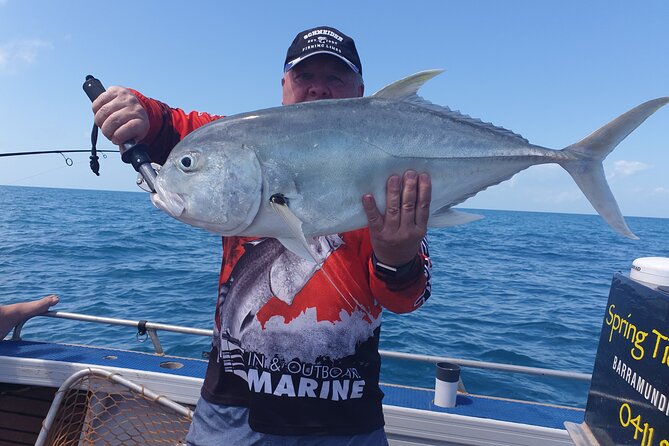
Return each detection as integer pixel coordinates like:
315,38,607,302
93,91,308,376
581,273,669,445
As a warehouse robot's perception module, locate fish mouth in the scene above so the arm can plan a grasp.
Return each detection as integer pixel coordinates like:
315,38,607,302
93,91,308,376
135,164,186,218
150,189,239,235
150,185,186,218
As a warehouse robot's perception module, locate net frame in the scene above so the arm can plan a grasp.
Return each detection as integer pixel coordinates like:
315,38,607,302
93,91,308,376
35,367,193,446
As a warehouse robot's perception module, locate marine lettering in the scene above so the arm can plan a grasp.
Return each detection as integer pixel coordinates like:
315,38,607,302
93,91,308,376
301,362,314,377
297,378,318,397
246,368,367,402
247,368,272,394
287,360,301,374
248,352,265,368
269,357,281,372
331,380,349,401
319,380,330,399
351,380,364,399
274,374,296,397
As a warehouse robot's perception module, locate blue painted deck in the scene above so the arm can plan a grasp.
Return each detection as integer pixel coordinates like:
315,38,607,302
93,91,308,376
381,384,583,429
0,340,583,430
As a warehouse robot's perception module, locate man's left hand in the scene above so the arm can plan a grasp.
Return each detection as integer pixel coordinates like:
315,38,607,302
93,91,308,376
362,170,431,267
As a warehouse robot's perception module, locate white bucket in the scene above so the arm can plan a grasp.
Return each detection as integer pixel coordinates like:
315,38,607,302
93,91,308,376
434,362,460,408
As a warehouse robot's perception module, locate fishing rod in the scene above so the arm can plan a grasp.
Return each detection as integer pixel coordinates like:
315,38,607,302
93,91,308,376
0,149,118,173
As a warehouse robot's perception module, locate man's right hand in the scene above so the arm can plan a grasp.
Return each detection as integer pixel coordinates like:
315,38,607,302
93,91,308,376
92,87,149,146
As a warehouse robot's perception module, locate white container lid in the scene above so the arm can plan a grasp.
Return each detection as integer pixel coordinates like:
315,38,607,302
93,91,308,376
630,257,669,287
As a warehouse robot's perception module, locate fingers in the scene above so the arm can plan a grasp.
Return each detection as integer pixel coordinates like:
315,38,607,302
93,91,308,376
91,87,130,126
400,170,418,226
362,193,383,233
383,174,402,230
397,170,431,229
366,170,431,231
415,172,432,229
92,87,149,145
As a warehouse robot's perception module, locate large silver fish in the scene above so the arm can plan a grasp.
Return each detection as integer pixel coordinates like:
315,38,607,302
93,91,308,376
151,70,667,254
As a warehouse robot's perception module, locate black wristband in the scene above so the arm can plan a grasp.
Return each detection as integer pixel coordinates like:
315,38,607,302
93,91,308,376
372,253,420,281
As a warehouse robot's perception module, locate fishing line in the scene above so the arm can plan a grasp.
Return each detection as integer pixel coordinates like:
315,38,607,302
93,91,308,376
4,164,69,186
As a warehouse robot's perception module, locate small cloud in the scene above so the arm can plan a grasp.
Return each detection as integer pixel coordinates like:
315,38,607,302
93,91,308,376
607,160,649,180
0,39,53,74
653,187,669,195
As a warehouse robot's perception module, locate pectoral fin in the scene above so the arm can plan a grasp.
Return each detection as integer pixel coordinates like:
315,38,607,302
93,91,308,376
428,207,483,227
269,194,319,261
275,237,316,260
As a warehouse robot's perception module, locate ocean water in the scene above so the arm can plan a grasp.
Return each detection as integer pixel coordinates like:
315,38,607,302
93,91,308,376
1,185,668,408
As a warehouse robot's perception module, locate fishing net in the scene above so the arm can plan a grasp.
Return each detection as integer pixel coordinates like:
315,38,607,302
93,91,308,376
37,368,193,446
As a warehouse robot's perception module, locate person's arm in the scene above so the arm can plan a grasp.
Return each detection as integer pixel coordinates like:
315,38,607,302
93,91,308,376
131,90,224,164
92,87,223,164
368,235,431,314
362,170,432,314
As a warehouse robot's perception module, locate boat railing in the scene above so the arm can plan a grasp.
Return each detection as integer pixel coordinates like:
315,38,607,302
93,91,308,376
12,310,211,356
10,310,592,383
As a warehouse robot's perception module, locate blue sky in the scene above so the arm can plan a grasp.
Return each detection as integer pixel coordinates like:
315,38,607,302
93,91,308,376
1,0,667,218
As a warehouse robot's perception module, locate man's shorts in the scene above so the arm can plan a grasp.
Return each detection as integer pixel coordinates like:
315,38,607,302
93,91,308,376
185,397,389,445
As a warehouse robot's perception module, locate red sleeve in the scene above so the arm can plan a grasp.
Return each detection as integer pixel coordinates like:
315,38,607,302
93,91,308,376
354,230,432,315
369,251,431,314
130,89,225,165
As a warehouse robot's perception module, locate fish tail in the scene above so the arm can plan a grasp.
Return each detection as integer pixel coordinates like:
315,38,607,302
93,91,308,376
559,97,669,239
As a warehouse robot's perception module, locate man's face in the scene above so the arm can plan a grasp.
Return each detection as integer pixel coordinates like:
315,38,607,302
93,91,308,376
281,54,364,105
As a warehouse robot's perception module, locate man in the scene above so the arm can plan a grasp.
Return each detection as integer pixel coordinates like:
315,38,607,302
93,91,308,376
93,26,432,445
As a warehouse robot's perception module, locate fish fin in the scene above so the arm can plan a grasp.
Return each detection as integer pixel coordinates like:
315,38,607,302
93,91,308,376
372,70,444,101
560,97,669,240
275,237,317,261
268,195,322,262
373,70,529,144
428,207,484,227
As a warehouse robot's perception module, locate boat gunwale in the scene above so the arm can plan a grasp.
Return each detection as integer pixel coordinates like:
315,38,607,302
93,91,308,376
10,310,592,383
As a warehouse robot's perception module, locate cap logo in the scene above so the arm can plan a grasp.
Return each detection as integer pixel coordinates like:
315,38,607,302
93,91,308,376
302,29,344,42
302,42,343,55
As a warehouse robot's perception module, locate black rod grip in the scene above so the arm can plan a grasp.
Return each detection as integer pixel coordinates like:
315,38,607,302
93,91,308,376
81,75,157,189
83,75,106,102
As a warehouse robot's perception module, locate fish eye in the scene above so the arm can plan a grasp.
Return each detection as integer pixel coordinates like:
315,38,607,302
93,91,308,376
177,154,197,172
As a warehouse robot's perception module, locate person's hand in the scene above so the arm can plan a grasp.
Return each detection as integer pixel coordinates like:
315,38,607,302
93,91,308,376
362,170,431,266
92,87,149,146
